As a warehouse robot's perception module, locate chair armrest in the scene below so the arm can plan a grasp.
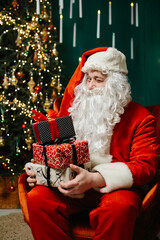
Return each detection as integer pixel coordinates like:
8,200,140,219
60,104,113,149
53,96,63,113
18,173,31,225
134,176,160,240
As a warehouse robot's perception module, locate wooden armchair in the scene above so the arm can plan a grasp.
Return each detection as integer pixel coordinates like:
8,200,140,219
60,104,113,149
18,102,160,240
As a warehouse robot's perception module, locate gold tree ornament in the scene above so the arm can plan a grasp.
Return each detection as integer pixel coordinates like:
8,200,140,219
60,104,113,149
0,130,5,147
52,44,58,57
50,78,56,87
11,70,18,86
28,75,36,93
2,73,9,89
31,92,38,102
15,28,22,46
0,136,5,147
33,50,38,62
42,27,48,42
25,135,33,151
39,59,46,70
57,78,62,95
0,95,3,102
43,8,49,21
43,95,50,112
52,48,58,57
29,19,37,31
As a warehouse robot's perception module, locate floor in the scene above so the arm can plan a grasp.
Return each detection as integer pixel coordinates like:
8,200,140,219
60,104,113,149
0,209,160,239
0,208,22,216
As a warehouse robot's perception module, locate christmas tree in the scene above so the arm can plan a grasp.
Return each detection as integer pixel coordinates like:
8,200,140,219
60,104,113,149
0,0,64,181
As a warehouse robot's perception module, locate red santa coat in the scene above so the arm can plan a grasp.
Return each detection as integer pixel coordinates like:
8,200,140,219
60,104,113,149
54,47,160,193
93,101,159,193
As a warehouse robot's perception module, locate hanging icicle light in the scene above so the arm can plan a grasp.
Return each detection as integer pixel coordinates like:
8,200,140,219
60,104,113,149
96,10,101,39
109,1,112,25
130,2,134,25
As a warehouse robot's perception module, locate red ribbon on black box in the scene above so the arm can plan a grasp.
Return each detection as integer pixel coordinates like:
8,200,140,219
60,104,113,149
32,110,75,145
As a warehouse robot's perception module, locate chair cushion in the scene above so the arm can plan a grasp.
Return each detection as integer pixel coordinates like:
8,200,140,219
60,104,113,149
70,212,94,240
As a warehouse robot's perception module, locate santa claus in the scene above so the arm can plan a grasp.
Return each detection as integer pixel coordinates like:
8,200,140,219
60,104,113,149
26,47,160,240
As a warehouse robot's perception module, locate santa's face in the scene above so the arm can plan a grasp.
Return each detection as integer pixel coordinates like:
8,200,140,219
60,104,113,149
86,70,107,90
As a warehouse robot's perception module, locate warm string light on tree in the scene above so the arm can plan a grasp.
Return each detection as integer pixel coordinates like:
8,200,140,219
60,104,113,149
0,1,63,98
0,0,64,179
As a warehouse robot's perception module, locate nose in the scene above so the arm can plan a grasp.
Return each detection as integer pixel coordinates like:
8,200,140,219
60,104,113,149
87,79,96,90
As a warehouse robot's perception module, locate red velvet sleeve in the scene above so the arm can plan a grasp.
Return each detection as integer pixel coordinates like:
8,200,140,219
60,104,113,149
126,115,160,186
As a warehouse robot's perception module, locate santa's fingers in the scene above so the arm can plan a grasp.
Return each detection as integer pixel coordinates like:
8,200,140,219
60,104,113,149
27,176,37,187
26,169,36,178
58,183,81,196
59,177,79,189
69,164,82,173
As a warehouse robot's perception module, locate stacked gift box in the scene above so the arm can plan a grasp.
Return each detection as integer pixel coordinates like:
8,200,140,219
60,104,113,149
32,141,90,169
28,113,90,187
32,115,76,145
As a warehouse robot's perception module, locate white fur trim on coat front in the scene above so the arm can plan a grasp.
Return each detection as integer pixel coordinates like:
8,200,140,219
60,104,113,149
93,162,133,193
90,152,112,168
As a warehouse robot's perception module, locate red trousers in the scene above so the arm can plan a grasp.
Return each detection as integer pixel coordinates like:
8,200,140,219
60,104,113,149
27,186,142,240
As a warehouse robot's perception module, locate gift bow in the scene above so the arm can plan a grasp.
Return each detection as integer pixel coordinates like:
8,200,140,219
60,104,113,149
32,109,58,122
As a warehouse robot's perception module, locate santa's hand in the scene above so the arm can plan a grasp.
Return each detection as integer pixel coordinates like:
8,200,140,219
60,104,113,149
31,158,35,163
58,164,105,198
26,160,37,187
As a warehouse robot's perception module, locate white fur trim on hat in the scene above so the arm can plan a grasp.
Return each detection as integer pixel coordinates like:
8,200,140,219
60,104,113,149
82,47,128,74
92,162,133,193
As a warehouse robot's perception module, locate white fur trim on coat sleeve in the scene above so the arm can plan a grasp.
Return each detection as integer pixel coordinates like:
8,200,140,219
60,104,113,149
93,162,133,193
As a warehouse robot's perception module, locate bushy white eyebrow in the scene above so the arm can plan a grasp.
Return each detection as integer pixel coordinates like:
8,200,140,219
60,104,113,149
86,72,106,80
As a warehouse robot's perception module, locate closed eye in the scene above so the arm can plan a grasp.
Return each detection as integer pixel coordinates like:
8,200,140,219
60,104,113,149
96,78,105,83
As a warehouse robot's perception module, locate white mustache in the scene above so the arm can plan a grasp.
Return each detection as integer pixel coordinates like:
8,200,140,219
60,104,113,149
82,86,104,96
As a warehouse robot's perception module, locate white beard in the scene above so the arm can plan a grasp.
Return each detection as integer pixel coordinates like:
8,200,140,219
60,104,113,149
68,72,131,164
